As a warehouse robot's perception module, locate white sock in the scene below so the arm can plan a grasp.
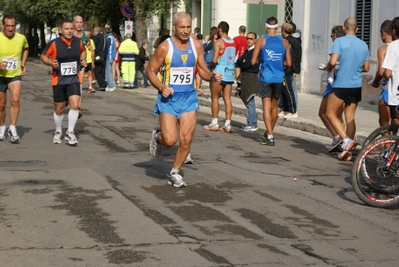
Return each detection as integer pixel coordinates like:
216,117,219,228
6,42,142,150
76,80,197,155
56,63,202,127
212,118,218,125
268,135,273,139
225,120,231,126
53,112,63,133
67,109,79,132
9,125,16,133
170,168,179,175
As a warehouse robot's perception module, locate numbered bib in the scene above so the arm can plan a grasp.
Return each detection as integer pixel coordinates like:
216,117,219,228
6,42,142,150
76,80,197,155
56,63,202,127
170,67,194,85
60,62,77,76
3,57,18,70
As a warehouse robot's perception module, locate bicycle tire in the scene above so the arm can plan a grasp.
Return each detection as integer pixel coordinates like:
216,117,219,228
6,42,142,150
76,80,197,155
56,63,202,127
363,124,399,147
352,135,399,208
356,135,399,194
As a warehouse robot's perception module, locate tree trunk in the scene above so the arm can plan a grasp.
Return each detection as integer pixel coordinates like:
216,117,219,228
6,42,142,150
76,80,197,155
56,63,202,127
134,13,148,47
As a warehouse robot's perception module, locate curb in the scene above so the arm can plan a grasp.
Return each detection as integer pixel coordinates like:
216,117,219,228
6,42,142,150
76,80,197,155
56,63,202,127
198,96,368,145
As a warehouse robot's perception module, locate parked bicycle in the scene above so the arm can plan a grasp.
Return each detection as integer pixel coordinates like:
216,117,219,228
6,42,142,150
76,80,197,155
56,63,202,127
351,134,399,208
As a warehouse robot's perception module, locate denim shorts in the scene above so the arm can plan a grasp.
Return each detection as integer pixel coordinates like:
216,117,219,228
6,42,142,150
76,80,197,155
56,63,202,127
154,90,199,119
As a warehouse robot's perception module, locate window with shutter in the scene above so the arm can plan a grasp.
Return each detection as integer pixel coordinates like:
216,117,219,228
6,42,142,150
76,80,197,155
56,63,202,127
355,0,372,48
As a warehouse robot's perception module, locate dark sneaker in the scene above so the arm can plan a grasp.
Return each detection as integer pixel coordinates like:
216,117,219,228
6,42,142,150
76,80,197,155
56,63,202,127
149,127,161,158
260,137,275,146
168,173,187,188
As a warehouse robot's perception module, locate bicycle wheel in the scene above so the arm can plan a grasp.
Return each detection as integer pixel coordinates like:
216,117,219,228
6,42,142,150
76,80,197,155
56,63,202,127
363,124,399,147
352,135,399,208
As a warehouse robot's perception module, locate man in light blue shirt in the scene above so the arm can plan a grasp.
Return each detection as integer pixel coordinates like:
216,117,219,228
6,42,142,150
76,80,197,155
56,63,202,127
325,17,370,160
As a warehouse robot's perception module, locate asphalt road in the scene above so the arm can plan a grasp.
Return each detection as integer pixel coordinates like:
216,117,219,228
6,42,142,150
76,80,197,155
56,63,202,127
0,61,398,266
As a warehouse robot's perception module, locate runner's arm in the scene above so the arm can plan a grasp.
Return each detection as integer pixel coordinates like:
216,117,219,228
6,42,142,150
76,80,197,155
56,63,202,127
250,37,263,65
21,47,29,76
146,41,174,97
372,46,386,87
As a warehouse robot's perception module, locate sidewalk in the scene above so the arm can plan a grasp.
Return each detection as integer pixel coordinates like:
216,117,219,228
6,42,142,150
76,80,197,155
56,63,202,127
132,84,380,145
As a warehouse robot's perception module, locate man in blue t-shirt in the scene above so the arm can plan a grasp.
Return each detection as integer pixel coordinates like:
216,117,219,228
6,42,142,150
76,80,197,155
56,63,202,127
251,16,291,146
325,17,370,161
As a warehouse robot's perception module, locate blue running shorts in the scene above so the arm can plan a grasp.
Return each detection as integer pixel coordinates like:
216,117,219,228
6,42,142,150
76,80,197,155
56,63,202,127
323,84,333,98
379,89,389,105
154,89,199,119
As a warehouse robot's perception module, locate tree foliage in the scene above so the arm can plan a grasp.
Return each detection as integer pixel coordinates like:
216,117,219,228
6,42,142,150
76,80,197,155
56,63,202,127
0,0,185,54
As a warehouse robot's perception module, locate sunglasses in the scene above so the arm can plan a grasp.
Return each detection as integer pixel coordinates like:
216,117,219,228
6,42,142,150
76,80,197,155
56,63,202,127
246,37,254,40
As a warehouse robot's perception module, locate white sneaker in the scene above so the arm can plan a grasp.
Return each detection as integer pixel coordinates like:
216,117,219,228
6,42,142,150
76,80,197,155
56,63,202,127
219,124,232,133
283,112,298,119
278,109,285,117
0,127,5,141
8,129,20,143
203,123,219,131
240,125,258,132
168,173,187,188
184,153,194,164
105,86,116,92
65,131,78,146
149,128,161,158
53,131,62,144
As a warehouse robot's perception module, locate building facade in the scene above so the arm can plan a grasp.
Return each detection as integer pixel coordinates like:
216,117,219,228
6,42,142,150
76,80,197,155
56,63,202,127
150,0,399,101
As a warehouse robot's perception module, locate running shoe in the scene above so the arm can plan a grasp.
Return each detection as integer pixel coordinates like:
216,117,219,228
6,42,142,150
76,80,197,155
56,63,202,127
337,138,357,160
328,138,343,153
203,123,219,131
65,131,78,146
53,131,62,144
8,129,20,143
219,125,232,133
338,151,352,161
278,109,285,117
0,127,5,141
283,112,298,119
260,137,275,146
240,125,259,132
88,86,96,93
184,153,194,164
168,173,187,188
105,86,116,92
150,127,161,158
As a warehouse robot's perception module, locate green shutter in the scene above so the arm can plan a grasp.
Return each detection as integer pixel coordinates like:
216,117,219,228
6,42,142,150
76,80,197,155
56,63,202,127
246,4,278,37
202,0,212,36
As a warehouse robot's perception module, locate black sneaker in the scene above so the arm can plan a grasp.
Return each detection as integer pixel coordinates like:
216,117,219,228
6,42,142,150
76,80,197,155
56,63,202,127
260,137,275,146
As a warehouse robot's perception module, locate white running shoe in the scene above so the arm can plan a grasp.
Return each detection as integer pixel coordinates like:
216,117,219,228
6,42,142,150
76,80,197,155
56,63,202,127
8,129,20,143
203,123,219,131
150,128,161,158
184,153,194,164
65,131,78,146
168,173,187,188
53,131,62,144
0,127,5,141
